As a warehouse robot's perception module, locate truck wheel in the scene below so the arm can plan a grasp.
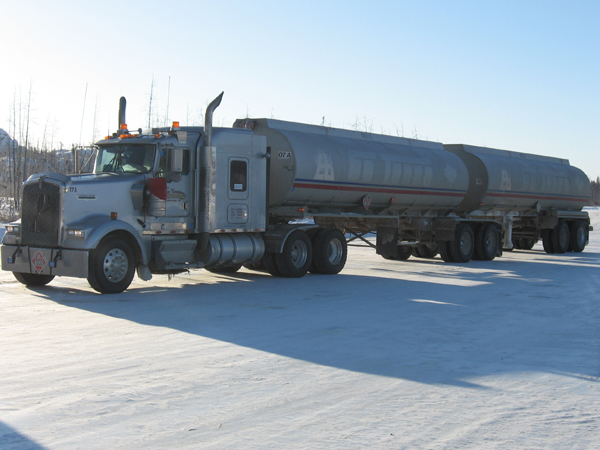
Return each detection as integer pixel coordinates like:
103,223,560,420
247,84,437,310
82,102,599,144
13,272,55,286
448,223,474,263
275,230,312,278
569,221,586,252
475,223,500,261
312,229,347,274
551,221,570,254
262,251,282,277
88,236,135,294
542,229,555,253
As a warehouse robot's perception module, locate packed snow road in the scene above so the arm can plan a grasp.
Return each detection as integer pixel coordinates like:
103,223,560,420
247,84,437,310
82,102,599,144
1,212,600,449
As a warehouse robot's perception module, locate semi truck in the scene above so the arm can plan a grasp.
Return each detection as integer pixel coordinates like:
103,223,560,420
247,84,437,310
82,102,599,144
1,93,592,293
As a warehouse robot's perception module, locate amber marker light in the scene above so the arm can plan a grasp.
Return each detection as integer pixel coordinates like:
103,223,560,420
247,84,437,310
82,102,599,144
110,212,118,220
120,124,128,130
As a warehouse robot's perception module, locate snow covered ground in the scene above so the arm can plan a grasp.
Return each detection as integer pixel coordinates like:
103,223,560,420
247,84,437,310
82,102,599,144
1,211,599,449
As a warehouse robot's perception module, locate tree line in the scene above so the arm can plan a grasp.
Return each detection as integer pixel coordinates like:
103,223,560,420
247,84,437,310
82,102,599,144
590,178,600,206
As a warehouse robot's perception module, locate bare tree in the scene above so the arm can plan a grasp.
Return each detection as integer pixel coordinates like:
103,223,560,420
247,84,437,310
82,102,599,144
147,74,156,129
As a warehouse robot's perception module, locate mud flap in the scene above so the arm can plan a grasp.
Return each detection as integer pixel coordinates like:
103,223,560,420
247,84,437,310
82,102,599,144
376,227,399,259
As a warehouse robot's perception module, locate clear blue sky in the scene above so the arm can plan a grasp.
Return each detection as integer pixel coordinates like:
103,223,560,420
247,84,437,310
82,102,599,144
2,1,599,178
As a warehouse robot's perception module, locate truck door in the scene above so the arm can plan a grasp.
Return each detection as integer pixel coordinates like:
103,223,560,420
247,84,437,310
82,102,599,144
156,145,192,218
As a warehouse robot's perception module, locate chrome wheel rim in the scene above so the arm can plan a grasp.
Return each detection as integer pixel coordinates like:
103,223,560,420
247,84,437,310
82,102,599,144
328,239,344,265
459,231,473,255
290,240,308,268
103,248,128,283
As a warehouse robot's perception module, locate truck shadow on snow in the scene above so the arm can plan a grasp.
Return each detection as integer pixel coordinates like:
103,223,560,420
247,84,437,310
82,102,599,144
32,251,600,389
0,422,47,450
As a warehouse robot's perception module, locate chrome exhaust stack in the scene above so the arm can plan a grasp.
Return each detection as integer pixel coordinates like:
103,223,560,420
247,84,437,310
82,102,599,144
118,97,127,135
204,92,223,147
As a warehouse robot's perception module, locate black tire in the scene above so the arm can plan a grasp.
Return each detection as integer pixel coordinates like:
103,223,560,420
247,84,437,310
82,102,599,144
275,231,312,278
206,264,243,273
415,243,438,259
542,229,555,254
569,221,587,253
312,229,347,274
512,239,522,250
551,221,570,254
382,245,412,261
88,236,135,294
448,223,475,263
438,240,454,262
412,246,422,257
396,245,412,260
519,238,536,250
262,251,282,277
13,272,55,286
475,223,500,261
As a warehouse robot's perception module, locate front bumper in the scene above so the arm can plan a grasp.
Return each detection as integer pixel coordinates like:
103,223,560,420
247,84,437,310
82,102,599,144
1,245,89,278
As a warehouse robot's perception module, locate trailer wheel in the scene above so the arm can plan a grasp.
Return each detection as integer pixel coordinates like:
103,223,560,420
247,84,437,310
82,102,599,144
88,236,135,294
415,243,438,259
569,221,586,252
13,272,55,287
542,229,555,253
382,245,412,261
275,230,312,278
475,223,500,261
448,223,474,263
551,221,570,254
519,238,536,250
437,241,452,262
312,229,347,274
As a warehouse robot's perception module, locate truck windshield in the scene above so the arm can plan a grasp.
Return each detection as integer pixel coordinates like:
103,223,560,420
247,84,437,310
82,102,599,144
94,144,155,174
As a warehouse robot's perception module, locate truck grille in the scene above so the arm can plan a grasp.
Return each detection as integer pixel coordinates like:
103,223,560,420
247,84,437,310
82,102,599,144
21,181,61,247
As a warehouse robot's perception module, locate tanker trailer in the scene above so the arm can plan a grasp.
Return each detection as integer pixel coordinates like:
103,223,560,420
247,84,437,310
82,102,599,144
233,118,476,265
444,144,591,256
235,118,591,265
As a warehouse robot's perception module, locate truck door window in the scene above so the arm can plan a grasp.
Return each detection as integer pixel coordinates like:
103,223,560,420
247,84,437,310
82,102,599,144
158,148,190,178
230,160,247,192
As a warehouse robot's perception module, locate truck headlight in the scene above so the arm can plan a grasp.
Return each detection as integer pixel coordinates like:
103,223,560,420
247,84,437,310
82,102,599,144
6,225,20,233
66,229,85,238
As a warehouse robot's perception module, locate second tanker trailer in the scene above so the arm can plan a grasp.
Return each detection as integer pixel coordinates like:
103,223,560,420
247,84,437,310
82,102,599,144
1,93,592,293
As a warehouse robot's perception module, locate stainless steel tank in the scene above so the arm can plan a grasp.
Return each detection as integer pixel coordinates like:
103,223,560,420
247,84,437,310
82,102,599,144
239,119,470,211
445,144,590,211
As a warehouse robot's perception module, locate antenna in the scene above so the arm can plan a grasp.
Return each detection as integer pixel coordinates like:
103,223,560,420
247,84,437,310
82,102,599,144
165,76,171,126
78,82,88,147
